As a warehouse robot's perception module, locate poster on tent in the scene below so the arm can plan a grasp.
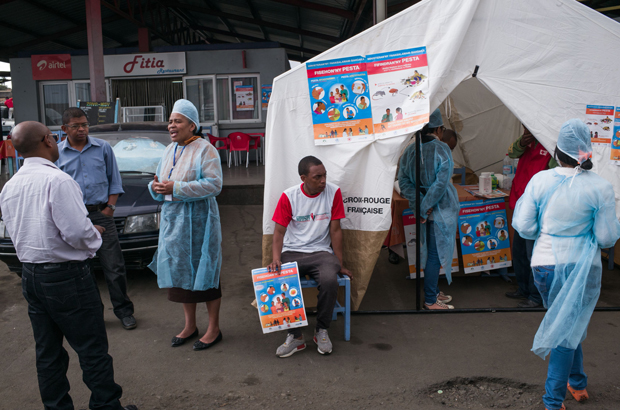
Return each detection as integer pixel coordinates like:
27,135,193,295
252,262,308,334
585,105,614,146
306,56,374,145
610,107,620,163
261,85,272,109
402,209,458,278
366,47,430,139
458,199,512,274
235,85,254,111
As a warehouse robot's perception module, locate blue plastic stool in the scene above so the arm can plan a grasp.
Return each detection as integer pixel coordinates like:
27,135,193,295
300,274,351,341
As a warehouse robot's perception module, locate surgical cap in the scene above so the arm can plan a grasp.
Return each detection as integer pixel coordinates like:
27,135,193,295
171,99,200,130
556,119,592,165
428,108,443,128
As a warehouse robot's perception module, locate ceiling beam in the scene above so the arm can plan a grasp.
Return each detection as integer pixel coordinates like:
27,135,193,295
191,24,321,55
173,3,341,42
263,0,354,20
101,0,176,45
0,20,77,49
0,15,122,56
345,0,369,38
387,0,421,15
244,0,269,41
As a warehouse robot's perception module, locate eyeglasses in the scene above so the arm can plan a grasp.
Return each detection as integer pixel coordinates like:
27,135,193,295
65,123,90,130
41,133,60,143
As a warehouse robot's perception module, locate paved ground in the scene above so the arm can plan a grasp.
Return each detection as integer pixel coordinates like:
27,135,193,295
1,205,620,409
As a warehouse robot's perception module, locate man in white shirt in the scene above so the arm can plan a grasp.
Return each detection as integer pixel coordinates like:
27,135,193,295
0,121,137,410
268,156,352,357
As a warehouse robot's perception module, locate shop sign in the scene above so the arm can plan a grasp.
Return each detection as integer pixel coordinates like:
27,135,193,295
104,52,186,77
31,54,72,80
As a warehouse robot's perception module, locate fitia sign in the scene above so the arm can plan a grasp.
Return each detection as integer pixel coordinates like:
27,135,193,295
104,52,186,77
31,54,72,80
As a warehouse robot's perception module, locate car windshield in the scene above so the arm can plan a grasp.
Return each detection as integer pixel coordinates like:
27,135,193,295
90,131,171,174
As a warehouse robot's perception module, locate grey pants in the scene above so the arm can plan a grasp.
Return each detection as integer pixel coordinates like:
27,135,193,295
88,211,134,319
281,251,340,337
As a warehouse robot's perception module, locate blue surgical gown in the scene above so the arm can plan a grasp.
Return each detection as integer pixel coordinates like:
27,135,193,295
513,168,620,358
398,138,460,283
148,138,223,291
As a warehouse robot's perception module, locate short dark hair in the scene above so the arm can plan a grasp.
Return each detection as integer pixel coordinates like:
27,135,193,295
62,107,87,125
298,155,323,176
442,128,458,143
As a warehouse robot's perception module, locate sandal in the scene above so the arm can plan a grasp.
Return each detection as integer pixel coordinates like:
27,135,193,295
567,383,589,402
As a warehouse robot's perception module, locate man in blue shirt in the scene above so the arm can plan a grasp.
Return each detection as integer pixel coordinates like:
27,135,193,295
57,107,136,330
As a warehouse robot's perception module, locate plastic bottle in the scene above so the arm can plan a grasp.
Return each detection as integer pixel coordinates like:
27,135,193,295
491,172,498,190
513,158,519,173
479,172,492,194
503,154,513,177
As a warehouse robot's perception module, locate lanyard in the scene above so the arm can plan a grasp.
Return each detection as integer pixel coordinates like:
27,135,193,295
168,143,187,179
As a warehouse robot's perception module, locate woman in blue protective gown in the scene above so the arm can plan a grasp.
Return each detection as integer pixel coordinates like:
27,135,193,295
149,99,224,351
398,108,460,310
513,119,620,410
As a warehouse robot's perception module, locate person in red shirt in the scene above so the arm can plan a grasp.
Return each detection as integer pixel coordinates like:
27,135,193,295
506,127,558,308
268,156,352,357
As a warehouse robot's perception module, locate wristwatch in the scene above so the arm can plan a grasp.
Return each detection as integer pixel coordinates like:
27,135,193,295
106,204,116,211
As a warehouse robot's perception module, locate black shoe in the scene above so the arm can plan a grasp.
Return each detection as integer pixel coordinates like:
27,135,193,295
193,331,223,351
121,315,137,330
505,291,527,299
123,406,139,410
171,328,199,347
518,299,543,308
388,250,400,265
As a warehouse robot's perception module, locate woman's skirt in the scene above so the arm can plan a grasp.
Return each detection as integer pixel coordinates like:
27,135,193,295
168,285,221,303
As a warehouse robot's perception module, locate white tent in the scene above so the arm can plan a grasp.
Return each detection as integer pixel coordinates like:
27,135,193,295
262,0,620,309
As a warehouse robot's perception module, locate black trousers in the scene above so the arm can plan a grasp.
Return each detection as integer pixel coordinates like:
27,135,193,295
88,211,134,319
281,251,340,337
512,230,542,304
21,261,123,410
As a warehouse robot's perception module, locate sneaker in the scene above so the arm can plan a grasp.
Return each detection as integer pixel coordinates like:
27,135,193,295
567,383,589,402
423,300,454,310
276,334,306,358
313,329,333,355
437,291,452,303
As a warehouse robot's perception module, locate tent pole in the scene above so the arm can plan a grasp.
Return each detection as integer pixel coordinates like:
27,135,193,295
415,131,421,311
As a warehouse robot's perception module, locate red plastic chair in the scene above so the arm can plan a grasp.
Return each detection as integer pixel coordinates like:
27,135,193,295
247,132,264,166
227,132,251,168
207,133,229,159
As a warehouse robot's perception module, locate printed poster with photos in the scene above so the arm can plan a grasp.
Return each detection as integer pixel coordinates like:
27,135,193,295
252,262,308,334
307,56,374,145
235,85,254,111
261,84,272,109
366,47,430,139
402,209,459,278
458,199,512,274
610,107,620,163
585,105,614,146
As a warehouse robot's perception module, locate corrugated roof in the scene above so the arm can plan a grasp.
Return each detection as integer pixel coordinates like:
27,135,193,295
1,0,619,63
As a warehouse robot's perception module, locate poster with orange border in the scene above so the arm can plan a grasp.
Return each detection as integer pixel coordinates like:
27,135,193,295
402,209,459,278
585,105,614,146
458,199,512,273
366,47,430,139
252,262,308,334
610,107,620,162
307,56,374,145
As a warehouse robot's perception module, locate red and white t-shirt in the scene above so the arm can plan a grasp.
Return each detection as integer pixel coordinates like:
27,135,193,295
272,182,346,253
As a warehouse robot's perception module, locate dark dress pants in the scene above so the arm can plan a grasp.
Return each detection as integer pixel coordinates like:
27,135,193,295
88,211,134,319
281,251,340,337
21,261,123,410
512,230,542,304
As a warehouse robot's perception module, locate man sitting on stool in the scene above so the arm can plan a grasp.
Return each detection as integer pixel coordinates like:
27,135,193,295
268,156,352,357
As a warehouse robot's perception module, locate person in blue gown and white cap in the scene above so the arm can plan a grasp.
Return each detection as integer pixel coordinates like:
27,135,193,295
513,119,620,410
398,108,460,309
149,99,224,351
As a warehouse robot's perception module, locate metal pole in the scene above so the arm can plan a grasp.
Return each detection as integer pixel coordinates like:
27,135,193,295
415,131,421,311
374,0,387,24
85,0,106,102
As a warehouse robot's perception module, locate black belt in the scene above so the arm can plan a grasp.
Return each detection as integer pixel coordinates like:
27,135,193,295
85,204,106,212
23,260,87,269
